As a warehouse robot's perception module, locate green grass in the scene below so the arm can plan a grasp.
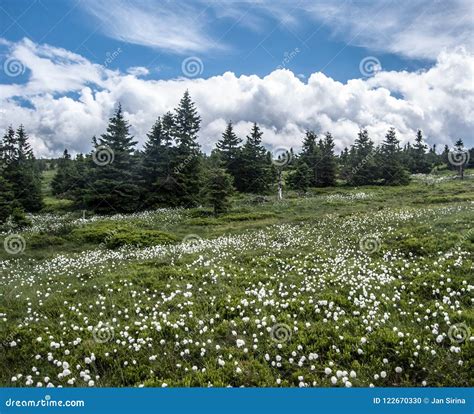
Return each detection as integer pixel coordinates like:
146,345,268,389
0,171,472,388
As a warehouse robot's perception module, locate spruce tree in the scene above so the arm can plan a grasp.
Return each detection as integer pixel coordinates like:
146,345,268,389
239,123,271,193
453,139,466,179
378,127,410,185
2,125,43,212
411,130,430,173
206,167,233,215
287,161,311,194
316,132,337,187
172,91,202,206
141,116,177,207
52,149,76,197
300,130,319,186
216,121,242,185
83,105,141,213
348,129,378,185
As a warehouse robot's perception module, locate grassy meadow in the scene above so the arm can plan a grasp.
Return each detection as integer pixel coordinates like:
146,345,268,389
0,170,473,388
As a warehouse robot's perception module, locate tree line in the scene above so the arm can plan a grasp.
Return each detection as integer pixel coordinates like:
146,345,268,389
1,91,472,222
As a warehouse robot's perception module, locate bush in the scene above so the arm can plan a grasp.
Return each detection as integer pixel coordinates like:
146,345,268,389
220,212,276,222
72,223,178,248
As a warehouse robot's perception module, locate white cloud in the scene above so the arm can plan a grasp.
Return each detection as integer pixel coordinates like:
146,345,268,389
0,39,472,158
291,0,474,60
80,0,223,54
78,0,474,60
126,66,150,77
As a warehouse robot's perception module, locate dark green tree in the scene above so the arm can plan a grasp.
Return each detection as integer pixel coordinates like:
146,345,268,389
83,105,141,213
2,125,42,212
215,121,242,184
315,132,337,187
411,130,431,173
141,115,178,207
206,167,233,215
347,129,378,185
300,130,319,186
378,127,410,185
172,91,203,206
287,161,311,194
239,123,271,193
51,149,77,197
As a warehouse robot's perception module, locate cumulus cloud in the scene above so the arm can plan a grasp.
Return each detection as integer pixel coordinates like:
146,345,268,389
0,38,472,158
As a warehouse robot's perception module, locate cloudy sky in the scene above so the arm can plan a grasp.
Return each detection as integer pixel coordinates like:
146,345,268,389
0,0,473,157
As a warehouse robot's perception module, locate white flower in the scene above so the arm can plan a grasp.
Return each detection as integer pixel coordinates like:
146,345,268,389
380,371,387,378
236,339,245,348
395,367,403,373
324,368,332,375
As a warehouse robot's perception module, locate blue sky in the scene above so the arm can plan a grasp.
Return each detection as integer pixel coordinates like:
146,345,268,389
0,0,431,82
0,0,472,156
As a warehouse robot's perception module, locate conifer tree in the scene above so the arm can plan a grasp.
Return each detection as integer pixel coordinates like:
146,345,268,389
378,127,410,185
216,121,242,185
52,149,76,197
239,123,271,193
348,129,378,185
206,167,233,215
2,125,42,212
300,130,319,186
411,130,430,173
172,91,202,206
141,116,177,207
315,132,337,187
287,161,311,194
83,105,141,213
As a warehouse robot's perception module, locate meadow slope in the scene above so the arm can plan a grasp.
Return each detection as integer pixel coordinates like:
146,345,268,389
0,174,473,388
